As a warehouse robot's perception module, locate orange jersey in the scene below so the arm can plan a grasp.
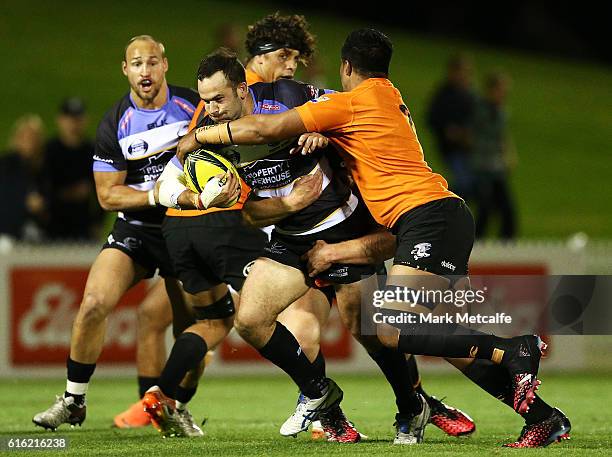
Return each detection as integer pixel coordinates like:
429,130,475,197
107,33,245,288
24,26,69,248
166,70,265,217
295,78,457,228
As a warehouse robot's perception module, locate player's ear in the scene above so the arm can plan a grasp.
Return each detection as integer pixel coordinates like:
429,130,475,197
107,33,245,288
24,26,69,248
342,60,352,77
237,81,248,99
162,57,169,72
121,60,128,76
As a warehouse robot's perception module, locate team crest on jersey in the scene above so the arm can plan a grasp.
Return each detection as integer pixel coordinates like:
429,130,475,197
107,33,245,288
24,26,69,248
411,242,431,260
107,234,141,251
128,139,149,155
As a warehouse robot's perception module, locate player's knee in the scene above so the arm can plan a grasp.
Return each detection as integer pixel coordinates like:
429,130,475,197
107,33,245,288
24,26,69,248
78,293,111,326
137,301,170,333
376,323,399,349
234,310,264,341
344,316,361,340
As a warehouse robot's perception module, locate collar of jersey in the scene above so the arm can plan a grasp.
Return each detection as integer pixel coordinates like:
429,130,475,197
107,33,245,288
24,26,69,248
129,83,171,112
356,77,393,91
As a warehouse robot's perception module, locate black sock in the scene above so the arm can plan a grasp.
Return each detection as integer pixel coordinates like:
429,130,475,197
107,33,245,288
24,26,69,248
175,386,197,406
258,322,326,398
65,358,96,405
398,331,500,360
158,332,207,399
368,348,422,415
523,396,555,425
67,357,96,383
462,359,554,423
312,350,326,378
405,355,430,401
138,376,159,398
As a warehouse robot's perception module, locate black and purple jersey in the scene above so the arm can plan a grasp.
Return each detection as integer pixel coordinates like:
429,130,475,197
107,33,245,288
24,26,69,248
169,79,356,235
93,84,199,226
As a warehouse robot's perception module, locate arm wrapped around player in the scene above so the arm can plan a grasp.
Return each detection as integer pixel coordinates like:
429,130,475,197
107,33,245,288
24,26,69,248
156,162,188,209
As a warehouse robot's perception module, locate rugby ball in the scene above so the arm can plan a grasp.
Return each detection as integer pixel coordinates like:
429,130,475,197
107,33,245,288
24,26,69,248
183,149,241,208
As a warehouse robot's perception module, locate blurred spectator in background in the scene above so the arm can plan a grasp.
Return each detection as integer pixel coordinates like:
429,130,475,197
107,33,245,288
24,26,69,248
215,23,243,56
0,114,48,241
427,54,477,199
471,72,517,240
44,97,102,241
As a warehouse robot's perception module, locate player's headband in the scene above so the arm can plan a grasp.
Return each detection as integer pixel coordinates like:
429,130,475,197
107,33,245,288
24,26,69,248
250,41,292,56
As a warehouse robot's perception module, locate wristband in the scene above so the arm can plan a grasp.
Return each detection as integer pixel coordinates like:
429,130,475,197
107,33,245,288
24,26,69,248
194,193,205,210
197,124,232,145
147,189,156,206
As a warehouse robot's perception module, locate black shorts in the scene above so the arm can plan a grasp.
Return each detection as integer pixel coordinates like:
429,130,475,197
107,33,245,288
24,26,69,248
261,201,378,284
392,197,474,277
102,218,174,278
162,211,268,294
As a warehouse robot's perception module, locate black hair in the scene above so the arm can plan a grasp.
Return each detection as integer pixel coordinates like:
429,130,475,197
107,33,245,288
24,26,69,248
341,29,392,77
196,48,246,87
245,12,316,64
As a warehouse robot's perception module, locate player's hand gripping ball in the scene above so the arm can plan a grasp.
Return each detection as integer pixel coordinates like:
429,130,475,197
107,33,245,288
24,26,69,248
183,149,241,208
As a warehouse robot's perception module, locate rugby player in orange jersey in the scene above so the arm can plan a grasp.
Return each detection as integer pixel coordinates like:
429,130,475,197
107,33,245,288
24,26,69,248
184,29,571,448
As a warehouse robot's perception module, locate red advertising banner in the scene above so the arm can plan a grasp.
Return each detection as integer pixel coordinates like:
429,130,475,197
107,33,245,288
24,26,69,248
10,267,147,366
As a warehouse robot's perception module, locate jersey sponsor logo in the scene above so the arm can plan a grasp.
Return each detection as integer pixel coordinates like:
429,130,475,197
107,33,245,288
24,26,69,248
441,260,456,272
93,155,115,164
264,241,286,255
262,103,281,111
327,266,349,278
411,242,432,260
310,96,330,103
128,139,149,155
147,119,167,130
242,161,292,190
118,121,188,161
143,159,167,182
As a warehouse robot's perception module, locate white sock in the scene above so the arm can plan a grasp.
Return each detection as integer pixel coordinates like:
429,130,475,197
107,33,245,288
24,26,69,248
175,400,188,411
66,381,89,396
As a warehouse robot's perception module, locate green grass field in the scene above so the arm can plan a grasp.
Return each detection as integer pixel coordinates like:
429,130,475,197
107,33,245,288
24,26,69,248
2,0,612,239
2,373,611,455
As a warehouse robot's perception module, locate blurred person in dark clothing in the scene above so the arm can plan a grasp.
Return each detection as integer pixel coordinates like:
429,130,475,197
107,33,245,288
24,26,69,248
215,23,243,55
471,72,517,240
0,114,48,241
44,97,102,241
427,54,477,199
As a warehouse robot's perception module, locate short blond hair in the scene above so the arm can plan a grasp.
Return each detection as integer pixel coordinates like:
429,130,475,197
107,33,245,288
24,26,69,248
123,34,166,61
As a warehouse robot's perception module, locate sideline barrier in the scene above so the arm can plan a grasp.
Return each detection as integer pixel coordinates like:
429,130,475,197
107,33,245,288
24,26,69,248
0,240,610,377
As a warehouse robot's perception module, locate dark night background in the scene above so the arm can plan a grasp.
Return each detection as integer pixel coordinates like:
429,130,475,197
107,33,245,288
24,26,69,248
269,1,610,65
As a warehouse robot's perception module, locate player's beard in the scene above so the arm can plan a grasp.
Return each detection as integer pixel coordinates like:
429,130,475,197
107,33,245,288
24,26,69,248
135,82,161,104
